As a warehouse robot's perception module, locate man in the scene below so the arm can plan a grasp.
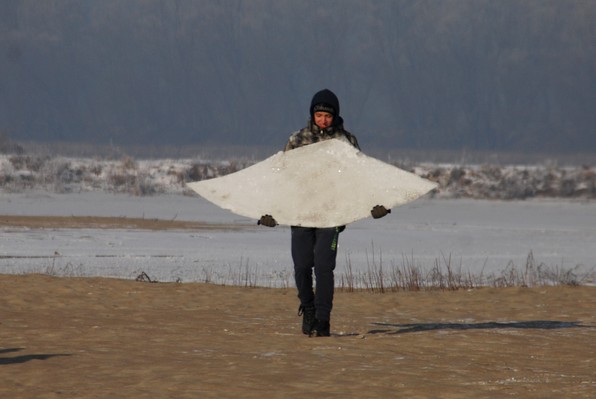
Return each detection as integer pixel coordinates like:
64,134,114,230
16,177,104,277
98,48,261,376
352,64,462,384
259,89,390,337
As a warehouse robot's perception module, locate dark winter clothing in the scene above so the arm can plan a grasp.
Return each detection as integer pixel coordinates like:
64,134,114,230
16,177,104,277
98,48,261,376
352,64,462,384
256,89,390,335
284,89,360,328
371,204,391,219
291,226,340,322
286,89,358,151
310,88,340,120
284,119,359,151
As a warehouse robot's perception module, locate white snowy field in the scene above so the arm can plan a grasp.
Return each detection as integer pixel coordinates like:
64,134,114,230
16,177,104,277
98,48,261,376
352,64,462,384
1,191,595,286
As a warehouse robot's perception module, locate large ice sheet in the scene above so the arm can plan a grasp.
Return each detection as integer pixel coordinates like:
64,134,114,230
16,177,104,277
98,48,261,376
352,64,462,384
187,139,438,227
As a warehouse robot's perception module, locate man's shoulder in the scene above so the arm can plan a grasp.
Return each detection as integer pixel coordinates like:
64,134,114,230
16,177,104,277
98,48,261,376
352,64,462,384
285,127,313,151
341,129,360,150
289,126,310,138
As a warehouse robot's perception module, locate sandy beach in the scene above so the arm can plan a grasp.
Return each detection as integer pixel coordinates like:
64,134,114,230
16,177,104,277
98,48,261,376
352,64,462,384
1,274,594,398
1,199,595,397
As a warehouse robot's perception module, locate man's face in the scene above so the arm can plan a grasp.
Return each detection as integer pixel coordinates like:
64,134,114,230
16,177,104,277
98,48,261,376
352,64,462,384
314,112,334,129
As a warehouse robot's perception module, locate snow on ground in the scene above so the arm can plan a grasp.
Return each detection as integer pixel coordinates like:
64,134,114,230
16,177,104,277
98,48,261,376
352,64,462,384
1,192,594,286
1,153,594,200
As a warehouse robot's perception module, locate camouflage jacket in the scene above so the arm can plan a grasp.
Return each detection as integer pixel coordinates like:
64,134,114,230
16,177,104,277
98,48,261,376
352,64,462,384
284,120,360,152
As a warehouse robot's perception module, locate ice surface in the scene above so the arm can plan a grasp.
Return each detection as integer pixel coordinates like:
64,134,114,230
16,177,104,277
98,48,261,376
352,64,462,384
1,191,595,286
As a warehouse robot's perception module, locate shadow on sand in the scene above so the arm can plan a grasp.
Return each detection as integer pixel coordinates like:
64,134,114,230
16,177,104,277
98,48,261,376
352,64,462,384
367,320,594,335
0,348,71,365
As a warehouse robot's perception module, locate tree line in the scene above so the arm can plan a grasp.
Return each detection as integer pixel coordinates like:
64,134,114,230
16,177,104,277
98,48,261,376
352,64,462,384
1,0,594,155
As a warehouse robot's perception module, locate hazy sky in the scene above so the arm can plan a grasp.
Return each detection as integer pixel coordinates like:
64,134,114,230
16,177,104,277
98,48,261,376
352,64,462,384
1,0,595,155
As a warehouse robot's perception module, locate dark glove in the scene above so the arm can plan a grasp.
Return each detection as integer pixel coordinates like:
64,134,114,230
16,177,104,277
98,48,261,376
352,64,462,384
371,205,391,219
258,214,277,227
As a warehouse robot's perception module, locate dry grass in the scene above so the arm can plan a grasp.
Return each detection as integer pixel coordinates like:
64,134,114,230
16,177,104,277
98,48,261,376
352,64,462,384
2,215,592,290
337,249,589,293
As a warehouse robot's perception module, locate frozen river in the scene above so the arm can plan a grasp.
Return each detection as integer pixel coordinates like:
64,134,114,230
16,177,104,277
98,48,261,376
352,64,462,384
1,192,595,286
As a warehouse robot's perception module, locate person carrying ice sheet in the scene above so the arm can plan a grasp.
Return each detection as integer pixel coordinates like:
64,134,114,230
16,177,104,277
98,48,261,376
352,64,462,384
258,89,390,337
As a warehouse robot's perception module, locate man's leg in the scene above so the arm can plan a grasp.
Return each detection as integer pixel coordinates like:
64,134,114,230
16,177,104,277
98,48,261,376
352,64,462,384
291,227,317,334
291,227,316,306
313,227,339,324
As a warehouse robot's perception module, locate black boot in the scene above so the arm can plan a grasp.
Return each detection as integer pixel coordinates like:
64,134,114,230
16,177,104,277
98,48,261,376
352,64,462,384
298,303,316,335
314,319,330,337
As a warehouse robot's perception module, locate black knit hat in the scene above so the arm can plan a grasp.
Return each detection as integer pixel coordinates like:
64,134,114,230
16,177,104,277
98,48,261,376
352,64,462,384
310,89,340,119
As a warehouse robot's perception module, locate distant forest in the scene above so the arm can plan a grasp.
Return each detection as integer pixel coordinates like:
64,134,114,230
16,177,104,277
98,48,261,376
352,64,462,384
1,0,595,155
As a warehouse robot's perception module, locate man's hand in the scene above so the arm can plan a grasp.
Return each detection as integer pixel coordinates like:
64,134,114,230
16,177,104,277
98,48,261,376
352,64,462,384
371,205,391,219
258,214,277,227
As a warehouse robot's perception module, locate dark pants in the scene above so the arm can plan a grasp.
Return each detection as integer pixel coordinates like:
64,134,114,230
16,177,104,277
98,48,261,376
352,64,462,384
291,226,340,322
